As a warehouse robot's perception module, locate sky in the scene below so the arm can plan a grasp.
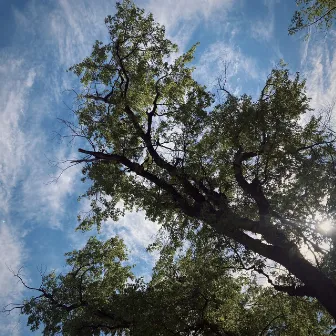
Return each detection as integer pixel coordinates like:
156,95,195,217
0,0,335,334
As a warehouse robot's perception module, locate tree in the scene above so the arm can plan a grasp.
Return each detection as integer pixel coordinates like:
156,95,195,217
54,0,336,320
6,233,334,335
289,0,336,36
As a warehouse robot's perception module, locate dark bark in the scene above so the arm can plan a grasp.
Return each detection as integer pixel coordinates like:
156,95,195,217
78,145,336,320
76,102,336,320
222,225,336,320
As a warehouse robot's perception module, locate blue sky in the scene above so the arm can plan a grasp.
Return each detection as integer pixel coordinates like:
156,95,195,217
0,0,335,334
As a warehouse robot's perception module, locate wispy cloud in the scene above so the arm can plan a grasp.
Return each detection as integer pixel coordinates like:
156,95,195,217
143,0,235,50
251,19,274,42
48,0,114,68
194,41,260,94
0,57,36,215
0,222,26,336
66,197,160,279
101,211,160,278
144,0,234,30
300,35,336,122
0,0,106,232
102,212,160,258
250,0,278,42
0,48,82,230
21,149,82,229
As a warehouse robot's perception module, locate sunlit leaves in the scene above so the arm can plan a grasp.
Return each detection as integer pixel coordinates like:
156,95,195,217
20,233,333,335
65,0,336,291
18,0,336,331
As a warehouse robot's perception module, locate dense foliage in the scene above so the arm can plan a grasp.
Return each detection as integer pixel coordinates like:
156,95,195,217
65,0,336,317
11,234,333,335
6,0,336,334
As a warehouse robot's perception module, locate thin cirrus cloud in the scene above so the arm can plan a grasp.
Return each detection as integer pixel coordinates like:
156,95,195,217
66,197,160,278
0,58,36,215
0,223,26,336
0,57,38,332
0,41,82,336
1,2,85,228
49,0,113,68
250,0,278,42
251,19,274,42
1,0,336,334
143,0,235,49
301,34,336,122
194,41,260,95
0,2,100,331
0,50,82,230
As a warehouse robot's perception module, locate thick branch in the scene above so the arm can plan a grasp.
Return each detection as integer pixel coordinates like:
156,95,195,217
233,148,270,215
78,148,197,216
273,284,315,297
146,74,168,136
115,39,130,97
213,223,336,317
124,105,208,205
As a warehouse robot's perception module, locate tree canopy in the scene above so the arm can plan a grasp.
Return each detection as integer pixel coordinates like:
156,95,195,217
8,233,334,335
6,0,336,334
289,0,336,35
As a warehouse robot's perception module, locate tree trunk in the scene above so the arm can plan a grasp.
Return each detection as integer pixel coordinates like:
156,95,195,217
212,219,336,320
275,247,336,320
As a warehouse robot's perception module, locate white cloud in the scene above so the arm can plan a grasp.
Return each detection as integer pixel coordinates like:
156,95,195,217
0,49,83,230
144,0,233,28
301,36,336,123
74,198,160,262
142,0,235,50
48,0,113,67
194,41,260,93
251,20,274,42
0,57,36,215
67,198,160,278
0,0,106,231
250,0,278,42
45,0,236,71
101,211,160,277
0,223,26,336
102,211,160,257
21,148,82,229
300,33,311,67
